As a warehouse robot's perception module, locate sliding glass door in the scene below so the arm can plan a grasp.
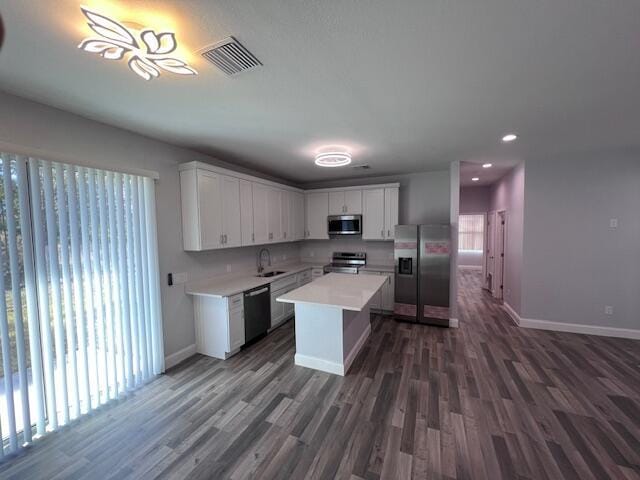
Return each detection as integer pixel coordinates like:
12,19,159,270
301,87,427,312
0,152,163,456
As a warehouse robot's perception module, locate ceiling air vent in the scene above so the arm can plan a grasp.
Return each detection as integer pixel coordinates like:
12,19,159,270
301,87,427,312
200,36,262,76
351,164,371,170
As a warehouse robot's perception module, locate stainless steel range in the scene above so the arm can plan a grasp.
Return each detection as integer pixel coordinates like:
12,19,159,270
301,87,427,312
323,252,366,274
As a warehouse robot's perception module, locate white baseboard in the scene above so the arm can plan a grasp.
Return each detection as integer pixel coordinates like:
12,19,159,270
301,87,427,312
502,303,640,340
449,318,459,328
295,353,345,376
343,324,371,374
164,344,197,370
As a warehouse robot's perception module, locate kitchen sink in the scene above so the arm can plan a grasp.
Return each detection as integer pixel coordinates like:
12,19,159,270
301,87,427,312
255,271,286,278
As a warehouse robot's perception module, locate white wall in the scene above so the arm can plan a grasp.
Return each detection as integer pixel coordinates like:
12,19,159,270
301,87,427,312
521,153,640,331
490,163,525,313
0,91,301,360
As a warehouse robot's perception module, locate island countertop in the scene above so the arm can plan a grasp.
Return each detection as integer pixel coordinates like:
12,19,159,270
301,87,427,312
277,273,387,312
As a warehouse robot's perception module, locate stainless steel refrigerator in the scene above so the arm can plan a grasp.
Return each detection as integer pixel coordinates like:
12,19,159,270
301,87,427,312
394,225,451,326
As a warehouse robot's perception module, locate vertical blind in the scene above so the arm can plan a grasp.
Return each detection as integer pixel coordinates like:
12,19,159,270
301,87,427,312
458,214,485,251
0,152,163,456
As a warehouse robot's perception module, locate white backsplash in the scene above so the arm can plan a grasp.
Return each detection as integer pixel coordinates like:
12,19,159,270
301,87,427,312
300,238,394,266
185,242,303,283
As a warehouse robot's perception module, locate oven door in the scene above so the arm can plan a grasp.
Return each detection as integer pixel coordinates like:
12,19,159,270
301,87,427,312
328,215,362,235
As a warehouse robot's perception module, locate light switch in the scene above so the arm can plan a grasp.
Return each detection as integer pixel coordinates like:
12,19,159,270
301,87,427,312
609,218,618,229
604,306,613,315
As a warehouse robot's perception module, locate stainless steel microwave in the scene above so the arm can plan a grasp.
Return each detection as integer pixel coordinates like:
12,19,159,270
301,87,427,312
328,215,362,235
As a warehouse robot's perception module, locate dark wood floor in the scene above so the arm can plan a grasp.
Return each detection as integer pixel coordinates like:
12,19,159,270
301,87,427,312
1,269,639,479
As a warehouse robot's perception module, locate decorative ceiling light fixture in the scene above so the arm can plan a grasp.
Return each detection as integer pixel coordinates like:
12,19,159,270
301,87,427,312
471,177,480,182
502,133,518,143
78,7,197,81
314,151,352,167
482,163,492,168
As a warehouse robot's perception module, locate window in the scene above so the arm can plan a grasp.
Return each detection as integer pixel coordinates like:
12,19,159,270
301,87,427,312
459,214,484,252
0,152,163,455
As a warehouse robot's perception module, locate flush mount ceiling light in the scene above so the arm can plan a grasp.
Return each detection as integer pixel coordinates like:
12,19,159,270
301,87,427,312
78,7,197,81
315,151,352,167
471,177,480,182
482,163,492,168
502,133,518,143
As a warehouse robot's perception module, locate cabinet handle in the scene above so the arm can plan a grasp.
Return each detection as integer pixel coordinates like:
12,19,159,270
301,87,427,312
388,229,391,237
225,234,228,243
220,234,224,244
381,229,384,238
284,231,287,239
252,233,255,242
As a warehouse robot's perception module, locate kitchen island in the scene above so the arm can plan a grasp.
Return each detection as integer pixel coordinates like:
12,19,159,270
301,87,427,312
277,273,387,376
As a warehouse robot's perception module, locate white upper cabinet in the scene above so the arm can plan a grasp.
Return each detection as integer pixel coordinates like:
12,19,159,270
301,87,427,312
220,175,242,247
280,190,290,241
328,190,362,215
252,183,269,245
239,179,254,246
384,187,399,240
180,162,397,250
267,187,282,242
329,191,345,215
180,169,222,250
362,188,385,240
305,192,329,239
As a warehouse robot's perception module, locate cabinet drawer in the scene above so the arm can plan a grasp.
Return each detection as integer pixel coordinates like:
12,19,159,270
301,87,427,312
297,269,312,284
311,267,324,278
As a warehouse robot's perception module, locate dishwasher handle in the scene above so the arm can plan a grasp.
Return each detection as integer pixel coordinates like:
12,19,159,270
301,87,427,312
245,287,269,297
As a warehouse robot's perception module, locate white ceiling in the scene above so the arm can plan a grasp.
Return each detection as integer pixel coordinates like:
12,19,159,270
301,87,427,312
1,0,639,183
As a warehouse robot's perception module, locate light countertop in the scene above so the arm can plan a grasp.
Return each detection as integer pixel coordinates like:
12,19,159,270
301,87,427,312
185,262,328,298
276,273,387,312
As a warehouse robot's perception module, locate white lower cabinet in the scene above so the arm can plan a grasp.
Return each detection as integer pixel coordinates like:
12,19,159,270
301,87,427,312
194,293,245,360
311,267,325,279
359,270,394,312
270,273,299,329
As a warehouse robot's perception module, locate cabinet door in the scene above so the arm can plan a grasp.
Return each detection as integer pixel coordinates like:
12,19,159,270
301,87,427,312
359,271,381,309
252,183,269,244
228,306,245,351
280,190,290,241
288,191,300,241
384,187,399,240
305,192,329,239
197,171,223,249
382,273,395,311
362,188,385,240
267,188,282,242
295,192,306,240
239,179,254,246
328,191,345,215
344,190,362,214
221,175,242,247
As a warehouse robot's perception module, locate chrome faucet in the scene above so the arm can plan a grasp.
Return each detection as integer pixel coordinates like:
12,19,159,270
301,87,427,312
257,248,271,273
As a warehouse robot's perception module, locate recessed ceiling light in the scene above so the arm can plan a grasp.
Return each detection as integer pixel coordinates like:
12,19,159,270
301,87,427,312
471,177,479,182
482,163,492,168
315,151,352,167
502,133,518,143
78,7,197,81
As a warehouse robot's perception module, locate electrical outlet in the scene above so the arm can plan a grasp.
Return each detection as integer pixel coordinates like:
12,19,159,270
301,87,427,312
604,306,614,315
609,218,618,229
173,272,188,285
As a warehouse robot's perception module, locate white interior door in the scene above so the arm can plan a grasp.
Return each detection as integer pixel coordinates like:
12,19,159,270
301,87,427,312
485,211,496,291
495,211,506,300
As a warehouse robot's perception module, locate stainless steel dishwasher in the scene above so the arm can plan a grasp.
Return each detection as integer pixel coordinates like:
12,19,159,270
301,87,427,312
243,285,271,345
